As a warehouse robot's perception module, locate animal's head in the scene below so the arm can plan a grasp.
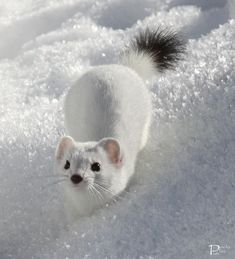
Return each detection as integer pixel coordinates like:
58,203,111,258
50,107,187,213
55,136,124,198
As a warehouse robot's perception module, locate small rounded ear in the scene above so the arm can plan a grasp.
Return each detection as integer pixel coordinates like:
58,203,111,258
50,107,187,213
98,138,122,166
56,136,75,161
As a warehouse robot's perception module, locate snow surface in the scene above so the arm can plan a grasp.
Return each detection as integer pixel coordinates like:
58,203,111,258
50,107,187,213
0,0,235,258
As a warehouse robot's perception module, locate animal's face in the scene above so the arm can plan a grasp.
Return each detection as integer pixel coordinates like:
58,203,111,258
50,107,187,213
55,136,123,198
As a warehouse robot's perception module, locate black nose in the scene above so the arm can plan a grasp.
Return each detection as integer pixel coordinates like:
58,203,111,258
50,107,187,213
70,174,83,184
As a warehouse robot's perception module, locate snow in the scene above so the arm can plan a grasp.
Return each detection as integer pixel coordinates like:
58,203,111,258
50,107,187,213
0,0,235,258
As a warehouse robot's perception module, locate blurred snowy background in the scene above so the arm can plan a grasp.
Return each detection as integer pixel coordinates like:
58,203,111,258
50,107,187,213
0,0,235,258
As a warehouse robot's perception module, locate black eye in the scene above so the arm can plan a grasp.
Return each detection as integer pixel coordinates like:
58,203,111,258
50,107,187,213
64,160,70,170
91,162,101,172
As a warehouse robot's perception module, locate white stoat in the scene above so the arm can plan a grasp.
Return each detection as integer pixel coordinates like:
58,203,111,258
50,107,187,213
55,27,186,217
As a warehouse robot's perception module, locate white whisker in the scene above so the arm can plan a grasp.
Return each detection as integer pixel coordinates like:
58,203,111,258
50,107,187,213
88,185,102,203
40,178,67,191
93,183,118,203
92,185,105,202
95,182,128,202
33,174,69,181
87,185,96,201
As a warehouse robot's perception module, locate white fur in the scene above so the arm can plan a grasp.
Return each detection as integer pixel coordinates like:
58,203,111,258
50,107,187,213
56,64,152,218
120,50,157,80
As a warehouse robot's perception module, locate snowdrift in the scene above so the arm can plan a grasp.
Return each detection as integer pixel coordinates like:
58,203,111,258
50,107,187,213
0,0,234,258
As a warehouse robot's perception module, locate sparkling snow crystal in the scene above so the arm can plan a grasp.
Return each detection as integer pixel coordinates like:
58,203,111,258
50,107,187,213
0,0,234,258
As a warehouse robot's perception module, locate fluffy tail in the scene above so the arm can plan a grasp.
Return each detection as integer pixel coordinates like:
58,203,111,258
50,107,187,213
121,27,186,80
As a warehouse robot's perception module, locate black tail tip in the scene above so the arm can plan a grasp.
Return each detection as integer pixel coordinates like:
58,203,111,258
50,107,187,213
131,27,187,72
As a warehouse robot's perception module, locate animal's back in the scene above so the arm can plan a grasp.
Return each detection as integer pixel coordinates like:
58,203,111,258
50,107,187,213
64,64,151,153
